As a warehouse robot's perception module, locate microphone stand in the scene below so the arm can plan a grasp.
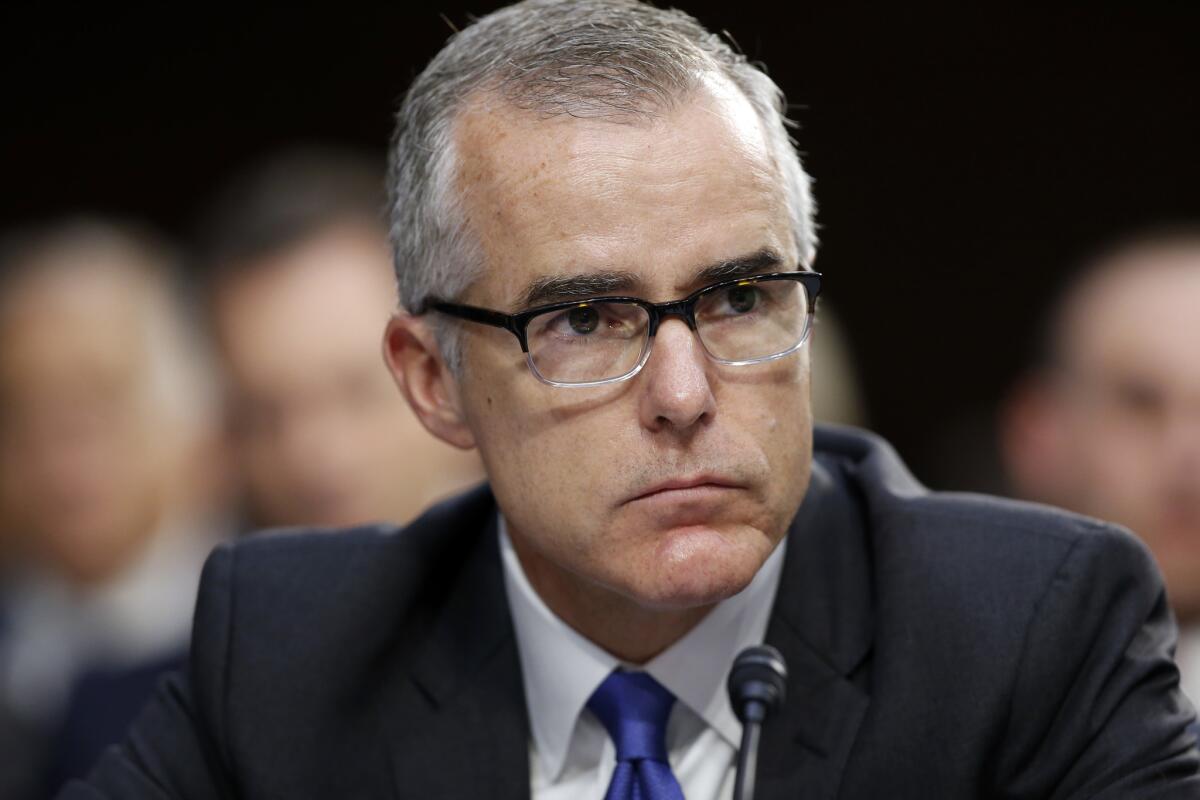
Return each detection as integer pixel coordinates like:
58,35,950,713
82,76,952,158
727,645,788,800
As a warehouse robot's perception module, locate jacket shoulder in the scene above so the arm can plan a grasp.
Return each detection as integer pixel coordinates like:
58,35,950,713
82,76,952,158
213,482,495,616
189,484,496,712
814,422,1155,581
814,423,1165,697
815,426,1195,799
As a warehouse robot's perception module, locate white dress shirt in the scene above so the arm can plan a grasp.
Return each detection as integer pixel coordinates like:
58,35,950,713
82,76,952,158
499,517,786,800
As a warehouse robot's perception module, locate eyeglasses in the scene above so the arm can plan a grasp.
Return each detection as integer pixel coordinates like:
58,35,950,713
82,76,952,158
423,270,822,388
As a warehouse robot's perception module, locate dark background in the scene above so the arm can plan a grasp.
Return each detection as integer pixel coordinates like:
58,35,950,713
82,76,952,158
3,3,1198,490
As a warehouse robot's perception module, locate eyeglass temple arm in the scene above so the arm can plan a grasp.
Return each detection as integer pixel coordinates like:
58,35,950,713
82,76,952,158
427,300,526,339
800,273,821,311
426,300,504,326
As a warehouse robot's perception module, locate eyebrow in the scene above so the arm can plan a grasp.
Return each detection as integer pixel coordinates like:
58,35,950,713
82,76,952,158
518,271,641,309
515,247,787,309
694,248,785,283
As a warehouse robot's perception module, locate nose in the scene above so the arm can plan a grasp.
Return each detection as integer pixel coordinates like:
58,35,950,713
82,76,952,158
637,318,716,433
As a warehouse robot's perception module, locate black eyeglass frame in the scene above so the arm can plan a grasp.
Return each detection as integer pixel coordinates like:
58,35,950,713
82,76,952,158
422,270,822,387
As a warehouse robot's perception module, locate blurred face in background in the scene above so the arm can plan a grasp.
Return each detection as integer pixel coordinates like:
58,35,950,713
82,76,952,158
1003,245,1200,621
0,262,186,585
211,222,481,528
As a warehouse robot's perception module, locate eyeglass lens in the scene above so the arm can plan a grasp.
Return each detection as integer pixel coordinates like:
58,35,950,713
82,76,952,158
526,301,650,385
524,277,811,385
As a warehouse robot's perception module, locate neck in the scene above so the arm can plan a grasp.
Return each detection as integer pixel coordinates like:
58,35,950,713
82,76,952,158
510,533,714,664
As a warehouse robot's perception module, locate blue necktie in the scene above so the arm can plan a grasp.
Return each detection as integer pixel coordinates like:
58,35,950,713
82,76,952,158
586,670,687,800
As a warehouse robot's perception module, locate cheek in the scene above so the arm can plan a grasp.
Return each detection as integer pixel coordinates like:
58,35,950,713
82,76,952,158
726,359,811,465
1074,425,1152,490
752,368,813,532
464,379,620,534
1070,429,1162,526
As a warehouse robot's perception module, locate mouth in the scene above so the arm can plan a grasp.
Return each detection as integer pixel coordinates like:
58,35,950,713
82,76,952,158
623,475,743,506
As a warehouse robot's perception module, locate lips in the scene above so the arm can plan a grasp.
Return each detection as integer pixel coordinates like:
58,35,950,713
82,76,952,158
624,474,742,505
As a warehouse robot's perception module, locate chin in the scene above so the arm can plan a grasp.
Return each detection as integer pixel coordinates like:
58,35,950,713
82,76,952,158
629,523,769,610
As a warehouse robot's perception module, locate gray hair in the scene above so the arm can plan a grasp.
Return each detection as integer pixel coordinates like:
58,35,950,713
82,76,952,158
387,0,817,368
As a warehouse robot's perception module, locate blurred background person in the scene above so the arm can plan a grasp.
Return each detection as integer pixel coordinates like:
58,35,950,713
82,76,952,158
198,148,483,530
810,305,868,429
0,220,227,796
1000,226,1200,702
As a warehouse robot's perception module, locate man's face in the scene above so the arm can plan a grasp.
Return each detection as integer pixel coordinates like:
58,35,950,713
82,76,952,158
1051,254,1200,618
0,266,172,583
213,224,481,528
447,78,812,611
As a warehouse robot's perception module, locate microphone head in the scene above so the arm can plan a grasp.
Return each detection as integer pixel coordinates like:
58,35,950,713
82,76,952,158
727,644,788,723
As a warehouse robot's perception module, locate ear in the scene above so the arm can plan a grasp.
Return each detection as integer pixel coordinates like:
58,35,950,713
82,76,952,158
383,314,477,450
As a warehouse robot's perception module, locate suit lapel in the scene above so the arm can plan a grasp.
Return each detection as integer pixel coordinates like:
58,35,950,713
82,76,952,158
380,511,531,800
757,460,874,800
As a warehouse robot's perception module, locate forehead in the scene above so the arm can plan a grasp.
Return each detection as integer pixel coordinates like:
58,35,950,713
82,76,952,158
453,75,791,303
0,263,149,392
213,226,395,388
1065,250,1200,387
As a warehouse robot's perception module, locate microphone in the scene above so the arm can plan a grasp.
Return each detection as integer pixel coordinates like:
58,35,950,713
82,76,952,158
727,645,788,800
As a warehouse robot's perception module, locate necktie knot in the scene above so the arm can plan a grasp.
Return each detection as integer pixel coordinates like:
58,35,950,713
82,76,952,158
586,670,676,763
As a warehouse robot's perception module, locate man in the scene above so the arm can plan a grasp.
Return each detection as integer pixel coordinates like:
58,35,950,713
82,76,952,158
0,221,224,796
70,1,1198,797
1001,228,1200,705
199,149,482,529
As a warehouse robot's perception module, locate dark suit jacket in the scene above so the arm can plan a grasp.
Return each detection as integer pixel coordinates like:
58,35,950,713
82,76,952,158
46,650,188,795
65,425,1199,798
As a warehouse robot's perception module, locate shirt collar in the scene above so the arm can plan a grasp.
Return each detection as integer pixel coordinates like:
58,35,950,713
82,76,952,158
499,515,786,782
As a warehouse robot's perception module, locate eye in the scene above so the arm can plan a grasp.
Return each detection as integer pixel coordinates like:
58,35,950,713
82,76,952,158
725,285,759,313
567,305,599,334
530,302,646,344
1110,377,1166,421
